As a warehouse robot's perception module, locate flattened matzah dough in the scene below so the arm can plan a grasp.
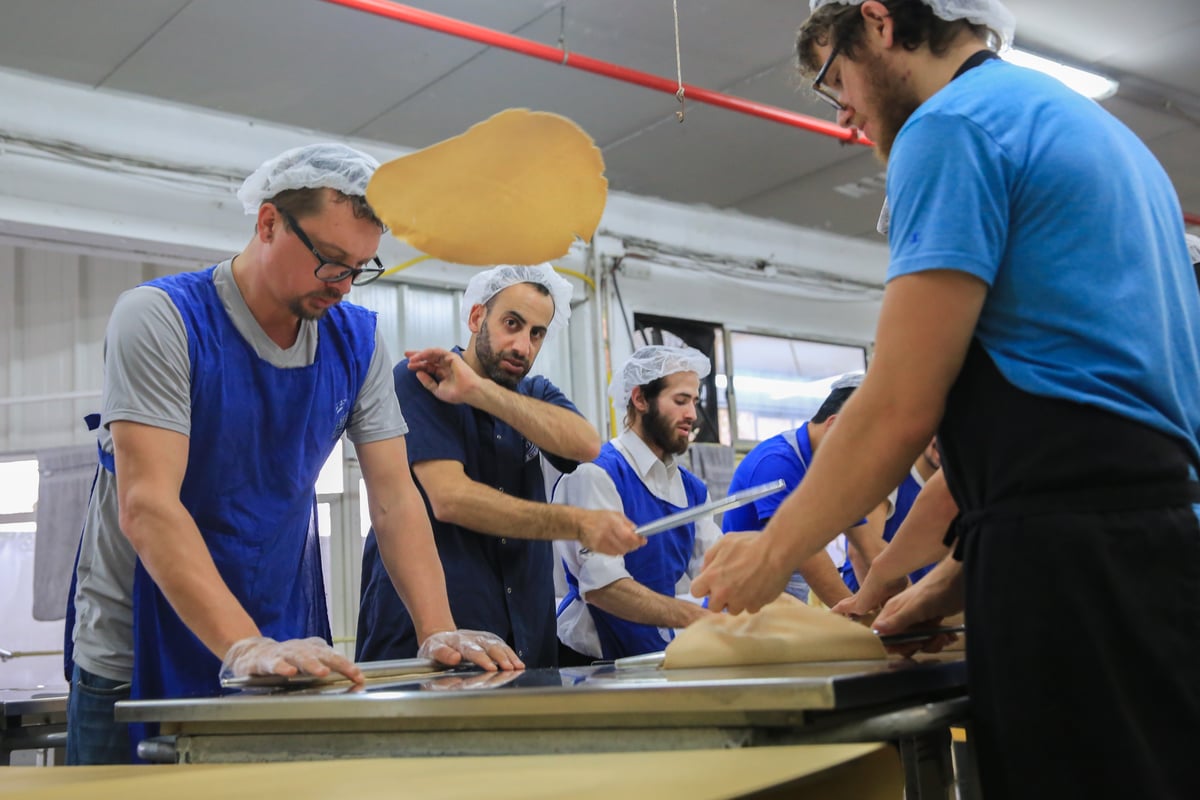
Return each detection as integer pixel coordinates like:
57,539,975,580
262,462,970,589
367,108,607,266
663,594,887,669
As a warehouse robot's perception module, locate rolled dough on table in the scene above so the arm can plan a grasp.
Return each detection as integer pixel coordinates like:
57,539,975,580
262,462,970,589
664,594,887,668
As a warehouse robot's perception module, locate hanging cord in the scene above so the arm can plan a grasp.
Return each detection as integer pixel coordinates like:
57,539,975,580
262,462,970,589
558,1,569,65
672,0,685,121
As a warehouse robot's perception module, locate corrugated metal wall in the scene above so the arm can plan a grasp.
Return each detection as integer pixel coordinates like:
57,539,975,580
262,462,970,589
0,244,180,454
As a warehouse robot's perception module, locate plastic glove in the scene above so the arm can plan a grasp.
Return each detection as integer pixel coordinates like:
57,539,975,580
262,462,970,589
417,629,524,672
219,636,364,684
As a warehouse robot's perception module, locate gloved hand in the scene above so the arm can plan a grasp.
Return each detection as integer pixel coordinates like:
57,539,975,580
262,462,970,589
219,636,364,684
417,629,524,672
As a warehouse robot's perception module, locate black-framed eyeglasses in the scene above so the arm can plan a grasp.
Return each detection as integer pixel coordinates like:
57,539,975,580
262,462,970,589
812,40,845,112
277,208,385,286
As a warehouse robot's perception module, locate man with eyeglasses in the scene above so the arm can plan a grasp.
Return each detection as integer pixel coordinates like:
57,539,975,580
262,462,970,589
64,143,519,765
356,264,645,670
693,1,1200,797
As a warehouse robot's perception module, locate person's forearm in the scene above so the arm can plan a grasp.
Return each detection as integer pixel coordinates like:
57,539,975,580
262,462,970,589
432,479,585,541
469,380,601,462
798,551,852,607
844,503,889,581
868,473,958,585
585,578,708,628
119,492,259,659
371,482,457,643
762,385,938,577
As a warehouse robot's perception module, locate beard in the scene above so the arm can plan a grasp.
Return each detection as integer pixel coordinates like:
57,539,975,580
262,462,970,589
643,400,691,457
475,318,531,390
860,49,922,163
288,287,343,321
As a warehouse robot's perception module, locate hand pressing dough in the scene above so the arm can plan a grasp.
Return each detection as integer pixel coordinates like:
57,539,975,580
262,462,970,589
663,594,887,669
366,108,607,266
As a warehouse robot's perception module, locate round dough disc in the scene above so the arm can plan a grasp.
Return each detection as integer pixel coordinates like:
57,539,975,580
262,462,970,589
367,108,608,266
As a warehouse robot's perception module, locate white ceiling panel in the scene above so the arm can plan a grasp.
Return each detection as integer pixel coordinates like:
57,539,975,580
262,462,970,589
1004,0,1200,64
540,0,806,85
734,150,889,239
355,3,812,150
101,0,552,135
355,44,672,150
600,94,869,208
1097,20,1200,97
0,0,191,85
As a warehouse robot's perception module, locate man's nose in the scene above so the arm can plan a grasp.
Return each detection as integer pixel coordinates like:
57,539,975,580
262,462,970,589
510,331,532,357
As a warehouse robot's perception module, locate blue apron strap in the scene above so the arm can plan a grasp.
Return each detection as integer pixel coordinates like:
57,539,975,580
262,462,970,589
556,558,582,618
84,413,116,473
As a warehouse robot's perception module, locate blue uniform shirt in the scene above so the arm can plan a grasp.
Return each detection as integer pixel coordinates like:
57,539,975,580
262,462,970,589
356,348,581,667
886,58,1200,462
722,425,811,534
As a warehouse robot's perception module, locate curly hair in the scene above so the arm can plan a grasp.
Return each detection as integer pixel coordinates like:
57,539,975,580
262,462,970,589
796,0,995,77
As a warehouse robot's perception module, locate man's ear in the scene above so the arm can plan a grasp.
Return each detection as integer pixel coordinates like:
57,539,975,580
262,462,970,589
824,412,840,429
630,386,649,415
256,204,278,243
860,0,895,48
467,303,487,334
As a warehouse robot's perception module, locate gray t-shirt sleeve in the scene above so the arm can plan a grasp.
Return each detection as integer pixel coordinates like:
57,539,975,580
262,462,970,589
346,326,408,444
101,286,191,437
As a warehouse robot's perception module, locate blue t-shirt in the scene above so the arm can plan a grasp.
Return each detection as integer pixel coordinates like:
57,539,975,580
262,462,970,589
356,348,581,668
723,427,810,533
886,59,1200,463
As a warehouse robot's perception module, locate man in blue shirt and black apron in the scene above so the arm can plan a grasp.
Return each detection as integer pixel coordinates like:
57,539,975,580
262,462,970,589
694,2,1200,798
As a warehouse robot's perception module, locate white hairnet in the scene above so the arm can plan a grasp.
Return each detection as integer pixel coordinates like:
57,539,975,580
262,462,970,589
809,0,1015,50
831,372,865,391
1187,233,1200,267
461,264,573,337
237,143,380,215
609,345,712,411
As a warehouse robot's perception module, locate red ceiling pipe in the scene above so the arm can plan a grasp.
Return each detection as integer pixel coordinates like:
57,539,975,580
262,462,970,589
322,0,869,146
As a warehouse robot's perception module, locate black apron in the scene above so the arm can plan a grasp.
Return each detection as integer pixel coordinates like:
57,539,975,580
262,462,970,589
939,340,1200,800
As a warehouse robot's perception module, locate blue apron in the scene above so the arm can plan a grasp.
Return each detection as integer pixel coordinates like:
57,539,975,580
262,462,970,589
884,472,934,584
559,443,707,659
67,267,375,749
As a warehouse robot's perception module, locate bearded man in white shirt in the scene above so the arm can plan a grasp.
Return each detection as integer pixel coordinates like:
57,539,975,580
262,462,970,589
553,346,719,663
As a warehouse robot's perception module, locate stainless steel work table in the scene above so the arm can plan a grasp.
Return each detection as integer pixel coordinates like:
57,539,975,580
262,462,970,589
119,654,969,798
1,689,68,765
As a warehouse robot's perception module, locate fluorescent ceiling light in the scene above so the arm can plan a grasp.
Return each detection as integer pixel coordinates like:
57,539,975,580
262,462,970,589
1003,47,1119,101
